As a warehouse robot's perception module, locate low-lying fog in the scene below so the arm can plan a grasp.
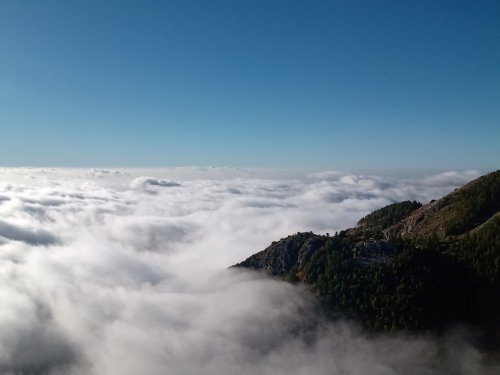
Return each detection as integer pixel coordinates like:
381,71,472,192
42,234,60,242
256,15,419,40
0,167,495,374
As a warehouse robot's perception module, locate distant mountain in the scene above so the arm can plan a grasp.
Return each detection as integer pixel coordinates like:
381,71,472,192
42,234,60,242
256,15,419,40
234,171,500,332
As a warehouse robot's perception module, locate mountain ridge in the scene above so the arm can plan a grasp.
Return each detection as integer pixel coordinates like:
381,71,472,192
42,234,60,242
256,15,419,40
234,170,500,332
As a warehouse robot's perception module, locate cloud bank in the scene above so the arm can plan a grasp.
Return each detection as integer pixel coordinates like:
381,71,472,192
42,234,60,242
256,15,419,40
0,167,495,375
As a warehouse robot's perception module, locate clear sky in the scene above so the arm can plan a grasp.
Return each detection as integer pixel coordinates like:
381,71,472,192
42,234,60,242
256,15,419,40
0,0,499,171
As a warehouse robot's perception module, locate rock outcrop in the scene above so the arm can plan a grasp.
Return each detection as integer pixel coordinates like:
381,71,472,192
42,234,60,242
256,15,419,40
233,232,326,278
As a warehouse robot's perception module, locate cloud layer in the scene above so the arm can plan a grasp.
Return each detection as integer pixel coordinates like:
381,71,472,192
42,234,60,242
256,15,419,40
0,167,495,375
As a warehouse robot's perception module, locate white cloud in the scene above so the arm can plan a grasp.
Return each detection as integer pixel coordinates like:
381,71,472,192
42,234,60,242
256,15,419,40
0,167,495,374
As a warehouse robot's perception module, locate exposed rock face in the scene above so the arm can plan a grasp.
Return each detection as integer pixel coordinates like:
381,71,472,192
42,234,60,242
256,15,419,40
382,197,452,240
233,232,326,277
351,239,398,266
234,232,400,277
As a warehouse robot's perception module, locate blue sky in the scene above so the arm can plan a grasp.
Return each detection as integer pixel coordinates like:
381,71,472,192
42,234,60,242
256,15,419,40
0,0,499,170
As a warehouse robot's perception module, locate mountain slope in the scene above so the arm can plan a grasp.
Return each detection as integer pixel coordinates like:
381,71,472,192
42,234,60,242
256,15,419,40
234,170,500,332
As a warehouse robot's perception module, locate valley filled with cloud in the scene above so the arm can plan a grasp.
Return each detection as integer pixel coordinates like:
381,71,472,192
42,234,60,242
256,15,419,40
0,167,496,375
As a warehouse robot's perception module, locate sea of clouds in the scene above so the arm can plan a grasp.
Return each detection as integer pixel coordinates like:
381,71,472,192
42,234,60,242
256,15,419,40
0,167,496,375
